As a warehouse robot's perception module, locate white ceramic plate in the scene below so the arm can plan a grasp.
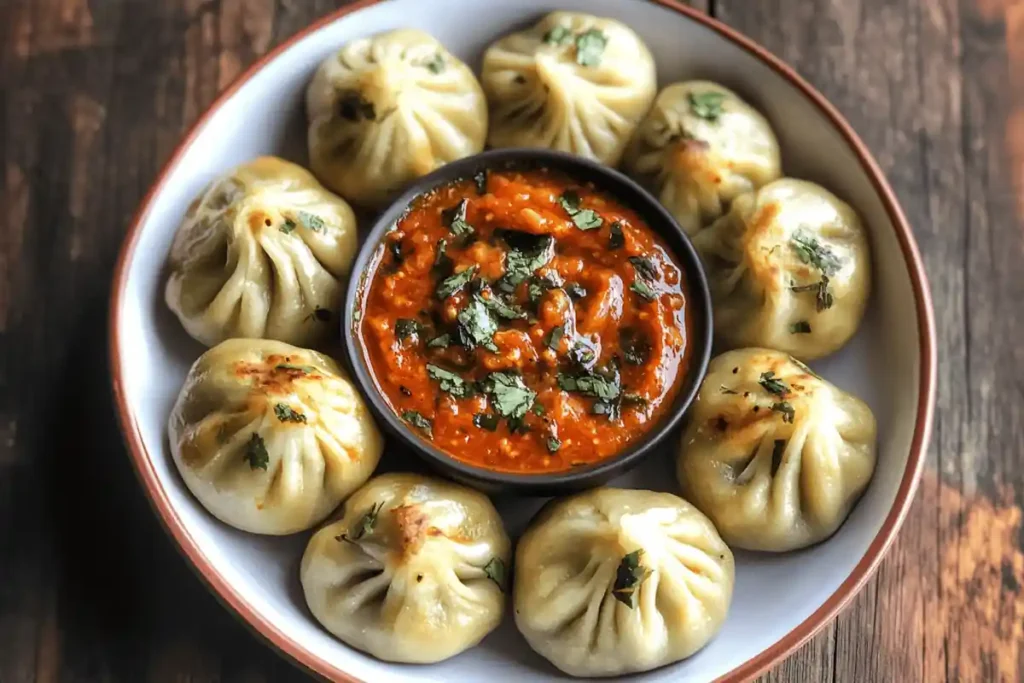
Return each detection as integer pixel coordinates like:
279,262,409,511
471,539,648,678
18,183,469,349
109,0,937,680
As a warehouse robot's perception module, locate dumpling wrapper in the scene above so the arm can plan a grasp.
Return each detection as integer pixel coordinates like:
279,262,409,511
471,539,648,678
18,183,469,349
301,473,511,663
514,488,734,677
481,11,657,166
623,80,782,235
165,156,357,348
168,339,383,535
692,178,871,360
306,29,487,208
676,348,877,551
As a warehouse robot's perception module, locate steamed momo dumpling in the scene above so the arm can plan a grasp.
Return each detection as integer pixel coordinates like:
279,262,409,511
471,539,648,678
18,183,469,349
623,81,782,235
168,339,383,535
306,29,487,208
692,179,871,360
515,488,734,677
676,348,877,552
301,473,510,663
165,156,357,347
481,12,657,166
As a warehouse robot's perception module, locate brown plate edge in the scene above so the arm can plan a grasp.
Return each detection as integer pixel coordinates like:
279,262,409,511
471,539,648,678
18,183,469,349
106,1,938,682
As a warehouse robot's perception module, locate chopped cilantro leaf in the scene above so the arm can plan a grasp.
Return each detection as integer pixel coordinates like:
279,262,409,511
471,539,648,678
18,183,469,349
426,364,475,398
476,291,527,320
427,334,451,349
790,229,842,276
758,371,790,396
771,401,796,424
574,29,607,67
436,265,478,300
274,404,307,423
611,550,651,608
442,199,475,238
545,325,565,351
546,436,562,453
543,25,573,45
455,298,499,352
483,557,507,591
789,321,812,334
481,372,536,420
401,410,433,437
630,279,658,301
296,211,325,233
424,53,445,73
243,433,269,470
688,91,726,121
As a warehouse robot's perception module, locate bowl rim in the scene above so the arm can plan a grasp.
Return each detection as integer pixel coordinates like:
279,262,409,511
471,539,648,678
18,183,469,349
340,147,714,494
106,1,937,682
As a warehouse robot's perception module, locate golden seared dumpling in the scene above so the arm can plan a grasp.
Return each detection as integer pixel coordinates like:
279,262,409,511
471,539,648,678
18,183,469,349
623,81,782,235
165,156,357,347
481,11,657,166
677,348,877,552
301,473,511,663
514,488,734,677
168,339,383,535
692,179,871,360
306,29,487,208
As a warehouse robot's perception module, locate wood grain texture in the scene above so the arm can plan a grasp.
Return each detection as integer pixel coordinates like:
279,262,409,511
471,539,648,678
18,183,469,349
0,0,1019,682
716,0,1024,680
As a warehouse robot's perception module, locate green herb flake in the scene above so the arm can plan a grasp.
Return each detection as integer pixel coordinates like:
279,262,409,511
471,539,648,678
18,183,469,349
395,318,422,342
424,52,445,73
611,549,651,608
401,410,434,438
546,436,562,453
455,297,499,352
558,367,620,401
609,221,625,249
296,211,325,233
279,219,296,234
545,325,565,351
243,433,269,470
790,230,843,276
791,275,834,311
771,439,786,476
688,91,727,122
628,256,658,280
473,413,499,432
483,557,507,592
338,91,376,122
630,279,658,301
432,238,451,274
789,321,812,334
427,333,451,349
758,371,790,397
436,265,478,300
572,208,603,230
442,198,475,238
771,401,796,424
275,363,317,374
274,404,307,423
474,169,488,195
574,29,607,67
498,234,555,292
558,189,582,215
337,501,384,544
531,402,546,416
543,25,573,45
426,364,475,399
481,372,537,420
476,292,527,321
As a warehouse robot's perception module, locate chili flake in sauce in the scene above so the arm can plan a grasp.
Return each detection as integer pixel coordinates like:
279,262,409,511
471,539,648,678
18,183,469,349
359,168,693,473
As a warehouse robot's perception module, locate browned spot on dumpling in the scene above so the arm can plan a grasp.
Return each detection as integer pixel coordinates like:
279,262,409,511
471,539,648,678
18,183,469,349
393,503,432,556
233,355,323,395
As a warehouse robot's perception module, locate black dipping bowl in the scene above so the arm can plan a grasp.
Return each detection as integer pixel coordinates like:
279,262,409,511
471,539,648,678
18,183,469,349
342,149,712,496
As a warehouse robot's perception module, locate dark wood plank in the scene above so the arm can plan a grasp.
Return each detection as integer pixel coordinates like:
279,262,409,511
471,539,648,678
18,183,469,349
0,0,1019,682
714,0,1024,680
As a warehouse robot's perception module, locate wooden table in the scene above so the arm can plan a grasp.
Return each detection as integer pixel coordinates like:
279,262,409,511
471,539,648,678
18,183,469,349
1,1,1021,681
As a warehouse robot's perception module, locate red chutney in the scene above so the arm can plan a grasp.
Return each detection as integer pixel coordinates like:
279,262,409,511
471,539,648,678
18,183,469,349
358,168,693,474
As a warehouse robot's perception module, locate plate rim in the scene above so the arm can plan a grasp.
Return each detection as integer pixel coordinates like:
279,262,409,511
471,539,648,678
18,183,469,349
106,1,938,681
